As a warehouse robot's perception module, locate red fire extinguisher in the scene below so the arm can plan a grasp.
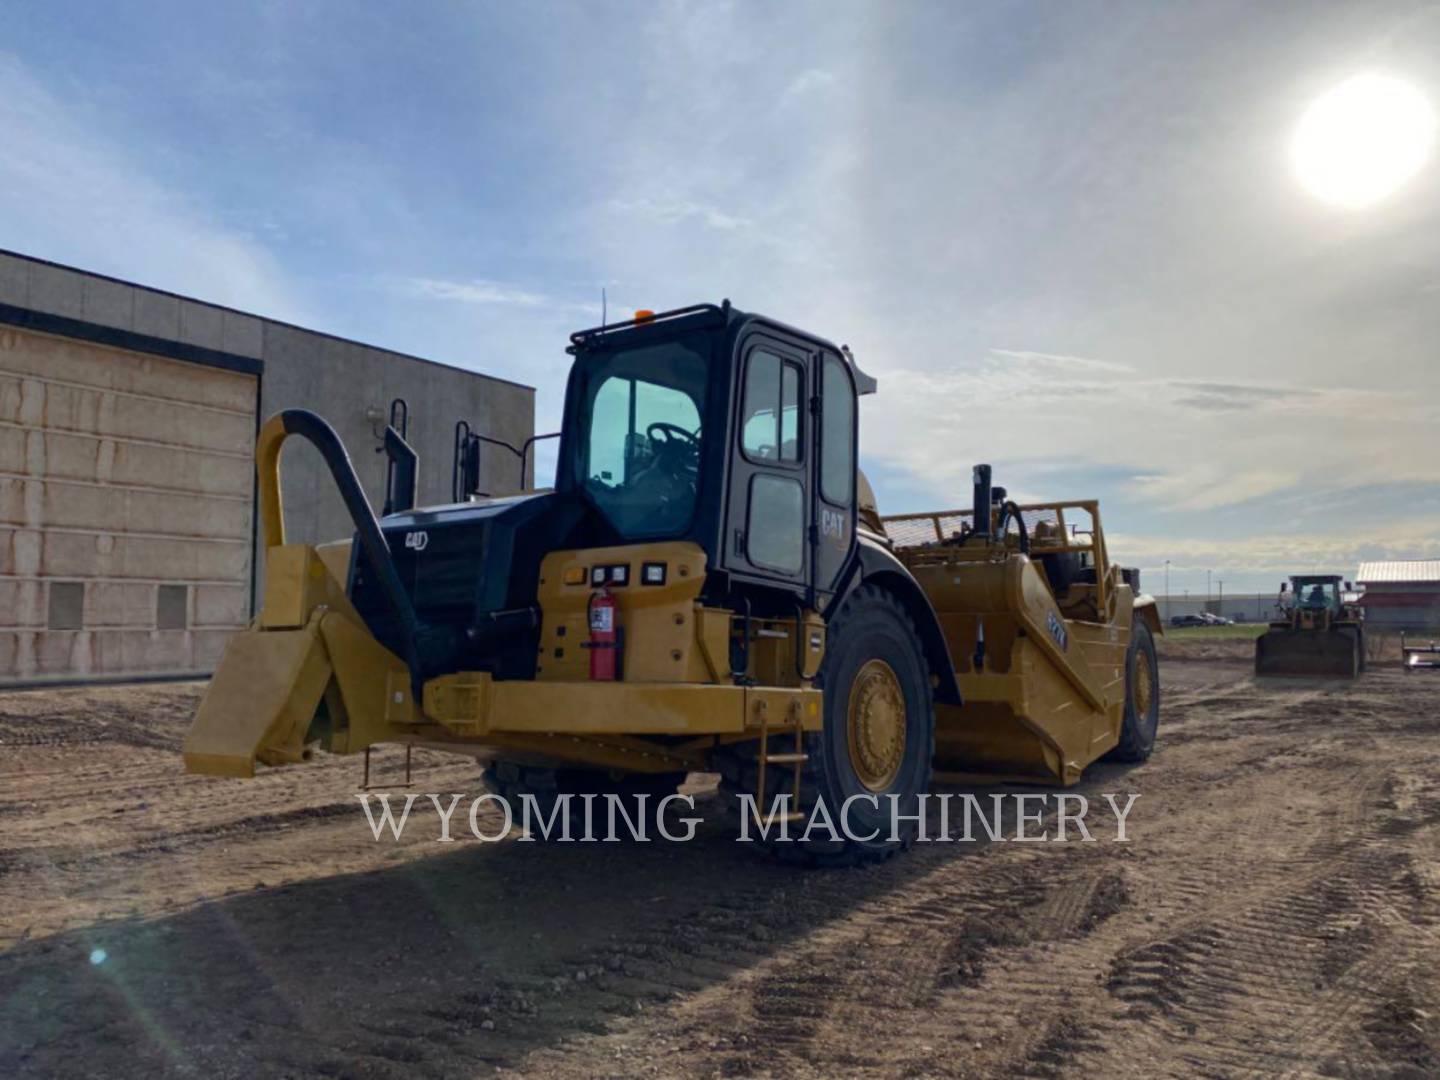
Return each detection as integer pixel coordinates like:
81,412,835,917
587,586,621,681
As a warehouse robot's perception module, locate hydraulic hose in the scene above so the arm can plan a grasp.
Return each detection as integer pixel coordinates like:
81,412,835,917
998,500,1031,555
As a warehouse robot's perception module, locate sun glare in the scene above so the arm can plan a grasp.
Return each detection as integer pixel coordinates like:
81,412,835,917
1292,74,1436,207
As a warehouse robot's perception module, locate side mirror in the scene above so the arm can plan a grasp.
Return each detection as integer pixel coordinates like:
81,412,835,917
1279,582,1288,593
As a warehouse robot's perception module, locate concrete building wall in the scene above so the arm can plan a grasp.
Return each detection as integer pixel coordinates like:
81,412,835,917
0,249,534,685
259,321,533,564
0,324,256,681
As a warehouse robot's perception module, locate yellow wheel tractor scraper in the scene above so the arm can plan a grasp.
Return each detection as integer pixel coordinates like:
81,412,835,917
184,302,1163,864
1255,575,1366,679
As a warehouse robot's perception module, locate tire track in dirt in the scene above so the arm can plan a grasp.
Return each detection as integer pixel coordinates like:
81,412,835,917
507,824,1138,1078
1100,765,1438,1077
508,667,1440,1078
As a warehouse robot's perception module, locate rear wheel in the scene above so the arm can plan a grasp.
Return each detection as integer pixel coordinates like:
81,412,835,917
716,584,935,866
481,762,687,838
1109,621,1160,762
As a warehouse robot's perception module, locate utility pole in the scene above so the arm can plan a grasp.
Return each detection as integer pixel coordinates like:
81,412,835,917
1165,560,1171,621
1218,579,1224,615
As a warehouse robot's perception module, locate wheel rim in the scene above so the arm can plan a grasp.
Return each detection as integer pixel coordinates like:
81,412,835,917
846,658,907,792
1131,648,1153,718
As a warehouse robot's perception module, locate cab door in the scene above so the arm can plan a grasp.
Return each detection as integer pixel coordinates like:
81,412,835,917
811,349,858,609
725,334,812,593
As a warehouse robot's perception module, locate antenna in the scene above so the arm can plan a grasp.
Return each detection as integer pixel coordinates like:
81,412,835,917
602,287,607,326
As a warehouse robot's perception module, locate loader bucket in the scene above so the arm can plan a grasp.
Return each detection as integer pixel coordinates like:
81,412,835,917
1254,626,1361,678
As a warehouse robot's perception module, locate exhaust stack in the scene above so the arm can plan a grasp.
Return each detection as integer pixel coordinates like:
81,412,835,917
971,464,992,539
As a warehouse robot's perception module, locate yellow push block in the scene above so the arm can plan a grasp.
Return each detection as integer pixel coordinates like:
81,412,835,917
183,624,333,777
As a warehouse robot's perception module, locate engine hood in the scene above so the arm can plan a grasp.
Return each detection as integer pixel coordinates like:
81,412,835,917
348,491,584,681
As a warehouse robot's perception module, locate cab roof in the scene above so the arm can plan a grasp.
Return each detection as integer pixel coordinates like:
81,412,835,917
567,301,877,395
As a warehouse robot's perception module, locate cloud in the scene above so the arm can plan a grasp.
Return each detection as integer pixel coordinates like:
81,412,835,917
1132,467,1297,511
863,341,1430,520
1172,394,1261,412
386,277,606,325
607,197,753,233
0,53,302,321
1112,516,1440,578
401,277,551,307
988,348,1134,374
782,68,838,102
1177,381,1297,400
1170,380,1313,411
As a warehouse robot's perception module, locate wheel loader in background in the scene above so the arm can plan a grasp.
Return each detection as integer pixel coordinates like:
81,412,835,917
1255,575,1366,678
184,302,1163,864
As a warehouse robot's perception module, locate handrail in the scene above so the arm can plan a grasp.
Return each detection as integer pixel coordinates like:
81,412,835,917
380,398,412,515
381,425,418,515
880,498,1100,524
883,498,1114,616
460,430,561,494
453,420,479,502
568,302,725,348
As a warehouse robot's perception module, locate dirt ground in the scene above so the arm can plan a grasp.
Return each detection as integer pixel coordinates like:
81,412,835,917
2,642,1437,1079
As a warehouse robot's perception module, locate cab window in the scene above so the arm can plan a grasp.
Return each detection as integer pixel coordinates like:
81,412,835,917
741,349,802,464
748,474,804,573
820,354,854,504
579,338,707,538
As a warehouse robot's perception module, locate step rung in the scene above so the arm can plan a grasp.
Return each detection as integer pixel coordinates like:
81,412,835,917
760,752,809,764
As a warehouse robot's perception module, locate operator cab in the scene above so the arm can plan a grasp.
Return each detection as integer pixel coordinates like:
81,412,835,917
353,302,878,682
560,302,876,615
1283,574,1343,615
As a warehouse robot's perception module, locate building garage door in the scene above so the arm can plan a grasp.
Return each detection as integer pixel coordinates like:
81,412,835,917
0,324,256,684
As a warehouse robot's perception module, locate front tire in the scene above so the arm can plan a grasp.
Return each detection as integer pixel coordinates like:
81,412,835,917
717,584,936,866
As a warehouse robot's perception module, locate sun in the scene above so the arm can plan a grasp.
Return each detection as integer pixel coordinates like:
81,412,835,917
1292,74,1436,207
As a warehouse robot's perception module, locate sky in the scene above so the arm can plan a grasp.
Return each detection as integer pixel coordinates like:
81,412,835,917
1,0,1437,597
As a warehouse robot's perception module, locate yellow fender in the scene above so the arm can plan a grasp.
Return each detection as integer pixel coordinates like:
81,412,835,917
1133,595,1165,637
